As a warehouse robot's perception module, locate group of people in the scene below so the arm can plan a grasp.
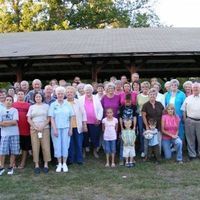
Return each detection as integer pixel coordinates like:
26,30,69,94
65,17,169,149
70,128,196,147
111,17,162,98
0,74,199,175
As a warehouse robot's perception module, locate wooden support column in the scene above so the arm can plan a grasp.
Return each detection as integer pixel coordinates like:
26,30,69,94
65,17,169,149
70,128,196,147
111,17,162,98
126,64,137,79
91,66,102,82
15,63,24,82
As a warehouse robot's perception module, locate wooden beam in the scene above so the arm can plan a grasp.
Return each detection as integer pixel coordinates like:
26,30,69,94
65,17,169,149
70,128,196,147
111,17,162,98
91,66,102,82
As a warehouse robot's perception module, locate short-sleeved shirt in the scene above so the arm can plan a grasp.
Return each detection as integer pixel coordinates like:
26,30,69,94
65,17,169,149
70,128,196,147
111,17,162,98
13,102,30,136
148,128,159,146
102,117,118,141
162,114,180,140
121,129,136,146
120,91,138,106
142,101,164,131
48,100,73,128
0,107,19,137
119,105,137,120
27,103,49,129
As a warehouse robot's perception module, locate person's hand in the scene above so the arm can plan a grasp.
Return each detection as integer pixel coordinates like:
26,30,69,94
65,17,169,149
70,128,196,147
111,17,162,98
54,128,58,137
95,120,101,126
83,124,88,132
68,129,73,136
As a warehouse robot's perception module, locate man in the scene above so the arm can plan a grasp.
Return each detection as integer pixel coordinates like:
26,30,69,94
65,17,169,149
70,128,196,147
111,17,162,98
43,85,56,105
130,73,139,90
181,82,200,160
120,75,128,85
25,79,43,104
20,80,29,95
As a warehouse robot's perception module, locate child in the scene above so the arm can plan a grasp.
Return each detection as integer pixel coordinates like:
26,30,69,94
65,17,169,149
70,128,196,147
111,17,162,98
119,94,137,165
0,95,20,175
102,108,118,167
121,119,136,167
143,119,160,162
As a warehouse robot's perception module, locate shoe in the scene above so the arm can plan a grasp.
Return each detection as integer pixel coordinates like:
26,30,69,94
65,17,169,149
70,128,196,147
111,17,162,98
93,151,99,158
125,162,129,167
62,163,68,172
34,167,40,174
77,162,83,165
189,156,197,161
177,160,183,164
85,147,90,152
0,168,5,176
141,152,145,158
129,162,135,168
43,167,49,174
105,163,110,168
56,163,62,172
7,167,14,175
111,163,115,168
119,160,124,166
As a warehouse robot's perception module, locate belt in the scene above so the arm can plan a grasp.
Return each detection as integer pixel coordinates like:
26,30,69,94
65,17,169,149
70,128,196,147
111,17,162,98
188,117,200,121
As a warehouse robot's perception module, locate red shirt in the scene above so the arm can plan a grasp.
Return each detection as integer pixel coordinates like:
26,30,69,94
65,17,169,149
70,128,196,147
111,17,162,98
13,102,30,136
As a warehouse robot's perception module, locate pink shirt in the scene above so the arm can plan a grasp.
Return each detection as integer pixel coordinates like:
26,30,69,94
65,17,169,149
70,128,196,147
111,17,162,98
120,91,137,106
102,117,118,141
84,96,96,124
162,114,180,140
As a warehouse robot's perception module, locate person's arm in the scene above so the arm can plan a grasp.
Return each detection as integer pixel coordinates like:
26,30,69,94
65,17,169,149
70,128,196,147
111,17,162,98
161,118,176,138
50,117,58,137
142,111,149,130
68,116,74,136
102,123,105,133
133,116,137,130
27,116,40,131
0,120,17,127
119,117,124,130
115,122,118,133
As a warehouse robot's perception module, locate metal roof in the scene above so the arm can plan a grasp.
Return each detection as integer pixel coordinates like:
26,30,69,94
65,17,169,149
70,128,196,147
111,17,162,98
0,28,200,59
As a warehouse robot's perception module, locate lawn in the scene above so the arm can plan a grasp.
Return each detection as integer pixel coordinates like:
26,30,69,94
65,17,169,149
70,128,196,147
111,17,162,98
0,153,200,200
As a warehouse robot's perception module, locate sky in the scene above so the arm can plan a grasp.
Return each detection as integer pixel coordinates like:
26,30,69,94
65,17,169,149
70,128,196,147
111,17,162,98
154,0,200,27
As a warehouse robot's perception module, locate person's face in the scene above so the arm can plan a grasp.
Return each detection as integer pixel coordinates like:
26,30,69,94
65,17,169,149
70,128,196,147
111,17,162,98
0,92,6,103
153,85,160,93
21,82,29,91
149,124,156,130
125,100,132,106
17,91,25,101
97,87,104,95
133,82,140,92
124,120,132,129
35,94,42,103
8,89,15,96
45,86,53,96
107,86,114,95
171,83,178,92
115,83,122,91
151,78,157,86
165,83,170,92
123,84,131,92
51,80,57,87
121,76,127,83
185,84,192,93
14,82,20,90
33,81,41,91
66,89,75,99
78,87,85,95
56,92,65,100
141,85,149,94
167,107,174,116
74,77,80,84
5,97,13,107
192,85,200,96
72,83,78,89
149,92,157,101
85,89,92,97
106,109,113,118
131,74,139,82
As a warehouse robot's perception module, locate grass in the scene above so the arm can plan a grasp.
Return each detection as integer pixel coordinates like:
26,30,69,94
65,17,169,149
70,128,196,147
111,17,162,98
0,152,200,200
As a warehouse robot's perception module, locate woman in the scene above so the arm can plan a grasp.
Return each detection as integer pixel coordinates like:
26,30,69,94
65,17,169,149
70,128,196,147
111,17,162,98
49,86,73,172
137,81,150,157
120,82,137,106
79,84,103,158
66,86,87,165
114,80,123,95
101,82,120,118
142,88,164,158
27,92,51,174
132,80,141,93
161,104,183,163
96,83,105,101
183,81,193,97
13,90,30,169
165,79,186,140
76,83,85,98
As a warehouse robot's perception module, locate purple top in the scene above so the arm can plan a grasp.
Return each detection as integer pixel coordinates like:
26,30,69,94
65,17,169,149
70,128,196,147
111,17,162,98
101,95,120,118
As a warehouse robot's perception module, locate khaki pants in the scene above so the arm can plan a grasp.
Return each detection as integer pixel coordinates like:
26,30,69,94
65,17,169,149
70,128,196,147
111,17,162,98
30,128,51,163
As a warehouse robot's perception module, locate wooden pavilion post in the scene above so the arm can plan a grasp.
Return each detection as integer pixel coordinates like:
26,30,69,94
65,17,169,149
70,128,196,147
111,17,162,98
16,64,23,82
91,66,102,82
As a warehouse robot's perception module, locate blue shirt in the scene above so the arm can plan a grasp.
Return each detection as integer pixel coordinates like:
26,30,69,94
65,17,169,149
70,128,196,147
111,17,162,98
48,100,73,128
148,128,159,146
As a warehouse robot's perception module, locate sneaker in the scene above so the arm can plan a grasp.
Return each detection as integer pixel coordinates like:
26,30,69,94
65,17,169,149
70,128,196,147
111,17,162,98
111,163,115,168
105,163,110,168
56,163,62,173
141,152,145,158
129,162,135,168
34,167,40,175
119,160,124,166
125,162,129,167
62,163,68,172
177,160,183,164
7,167,14,175
43,167,49,174
0,168,5,176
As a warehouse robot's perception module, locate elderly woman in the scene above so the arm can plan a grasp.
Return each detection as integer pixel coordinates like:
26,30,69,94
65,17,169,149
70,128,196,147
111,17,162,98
76,83,85,98
183,81,193,97
101,82,120,118
49,86,73,172
96,83,105,101
114,80,123,95
120,82,137,106
79,84,103,158
142,88,164,158
137,81,150,157
153,82,165,107
66,86,87,165
165,79,186,140
27,92,51,174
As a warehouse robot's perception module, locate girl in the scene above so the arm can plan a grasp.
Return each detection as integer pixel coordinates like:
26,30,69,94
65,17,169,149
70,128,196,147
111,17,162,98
161,104,183,163
102,108,118,167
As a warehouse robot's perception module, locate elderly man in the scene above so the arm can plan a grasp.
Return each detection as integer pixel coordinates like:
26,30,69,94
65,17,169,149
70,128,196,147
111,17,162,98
181,82,200,160
20,80,29,95
43,85,56,105
25,79,43,104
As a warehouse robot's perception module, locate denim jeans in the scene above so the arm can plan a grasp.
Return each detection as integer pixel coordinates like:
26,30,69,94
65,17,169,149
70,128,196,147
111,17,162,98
162,137,183,161
138,115,144,153
68,128,83,163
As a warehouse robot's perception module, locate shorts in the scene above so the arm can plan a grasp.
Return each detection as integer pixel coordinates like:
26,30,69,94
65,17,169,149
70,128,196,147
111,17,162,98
104,140,116,154
20,135,32,151
0,135,20,155
123,146,135,158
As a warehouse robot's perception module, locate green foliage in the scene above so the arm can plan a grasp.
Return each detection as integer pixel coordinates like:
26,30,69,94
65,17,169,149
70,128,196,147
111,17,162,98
0,0,161,32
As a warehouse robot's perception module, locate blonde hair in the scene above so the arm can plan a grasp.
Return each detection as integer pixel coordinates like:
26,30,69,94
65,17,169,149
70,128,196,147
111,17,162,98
164,104,176,115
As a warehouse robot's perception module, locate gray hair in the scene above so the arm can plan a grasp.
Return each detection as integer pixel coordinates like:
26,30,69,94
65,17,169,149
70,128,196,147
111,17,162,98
55,86,66,95
164,81,171,88
105,82,115,91
84,84,94,93
183,81,193,89
66,86,76,95
77,83,85,90
141,81,150,88
192,82,200,89
149,88,157,95
170,79,179,87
